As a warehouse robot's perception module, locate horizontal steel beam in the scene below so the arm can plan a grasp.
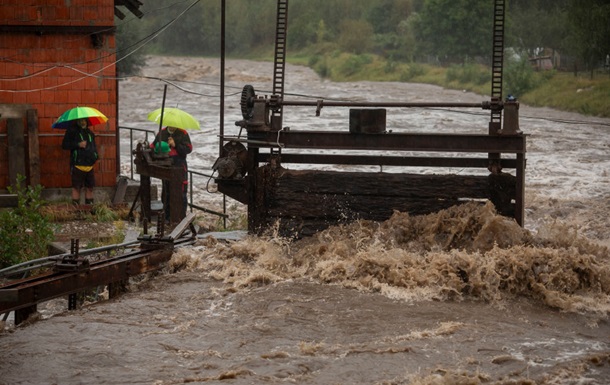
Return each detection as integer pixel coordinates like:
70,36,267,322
0,289,17,302
282,100,494,110
249,131,526,153
0,242,188,314
257,153,519,169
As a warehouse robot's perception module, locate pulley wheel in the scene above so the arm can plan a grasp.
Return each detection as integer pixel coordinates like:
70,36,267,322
240,85,256,120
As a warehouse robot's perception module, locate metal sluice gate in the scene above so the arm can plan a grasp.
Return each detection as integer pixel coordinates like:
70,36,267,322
213,0,525,237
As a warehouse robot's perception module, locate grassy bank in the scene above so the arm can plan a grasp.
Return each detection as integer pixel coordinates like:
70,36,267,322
286,50,610,118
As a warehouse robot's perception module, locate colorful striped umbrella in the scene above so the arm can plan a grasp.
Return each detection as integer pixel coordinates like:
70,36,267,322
52,106,108,129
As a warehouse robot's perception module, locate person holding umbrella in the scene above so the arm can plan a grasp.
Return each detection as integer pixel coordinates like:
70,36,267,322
54,107,106,205
150,122,194,222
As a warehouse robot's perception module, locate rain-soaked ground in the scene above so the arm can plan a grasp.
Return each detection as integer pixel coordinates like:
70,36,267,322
1,56,609,384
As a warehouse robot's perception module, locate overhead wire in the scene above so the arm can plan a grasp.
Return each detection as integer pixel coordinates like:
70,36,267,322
0,0,608,128
0,0,202,86
0,0,197,71
0,0,359,102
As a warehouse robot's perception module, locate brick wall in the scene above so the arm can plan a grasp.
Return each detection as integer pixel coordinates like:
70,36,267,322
0,1,117,190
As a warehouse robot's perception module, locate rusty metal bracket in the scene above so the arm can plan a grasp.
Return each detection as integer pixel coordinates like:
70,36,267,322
51,239,90,272
269,94,282,112
316,100,323,116
138,212,197,250
52,256,90,272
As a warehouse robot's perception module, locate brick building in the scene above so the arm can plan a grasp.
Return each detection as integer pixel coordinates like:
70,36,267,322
0,1,142,200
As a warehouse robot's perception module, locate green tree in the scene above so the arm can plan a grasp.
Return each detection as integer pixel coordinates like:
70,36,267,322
366,0,413,34
155,2,207,55
503,55,538,97
566,0,610,77
226,0,276,54
365,0,415,59
395,15,418,61
119,0,610,80
506,0,568,59
414,0,494,64
316,19,328,44
338,19,374,54
286,3,321,50
115,17,147,76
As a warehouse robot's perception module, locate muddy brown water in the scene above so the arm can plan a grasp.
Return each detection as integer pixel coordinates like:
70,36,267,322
1,56,609,384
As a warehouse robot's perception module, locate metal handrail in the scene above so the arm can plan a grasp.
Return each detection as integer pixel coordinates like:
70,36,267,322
119,126,156,180
188,169,214,214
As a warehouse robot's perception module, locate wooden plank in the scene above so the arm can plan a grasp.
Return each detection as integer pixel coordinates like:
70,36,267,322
7,118,26,188
140,176,151,222
252,131,527,153
268,194,468,219
261,153,519,169
515,153,526,226
251,166,517,236
169,170,184,225
113,176,129,204
134,159,186,224
0,194,18,207
27,109,40,186
0,104,32,119
168,212,196,240
273,169,490,199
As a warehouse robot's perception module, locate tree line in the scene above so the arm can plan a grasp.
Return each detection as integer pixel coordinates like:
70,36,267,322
117,0,610,76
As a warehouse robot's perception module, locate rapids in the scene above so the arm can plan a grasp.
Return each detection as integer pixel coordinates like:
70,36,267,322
1,56,609,384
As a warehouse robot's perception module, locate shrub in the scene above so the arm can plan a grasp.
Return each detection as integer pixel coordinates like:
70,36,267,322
91,204,120,222
338,19,373,54
400,63,426,81
308,54,320,67
338,54,373,77
503,57,539,98
0,177,55,269
445,63,489,85
314,59,330,78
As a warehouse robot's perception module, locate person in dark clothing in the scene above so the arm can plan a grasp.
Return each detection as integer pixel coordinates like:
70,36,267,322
61,118,98,205
150,126,193,221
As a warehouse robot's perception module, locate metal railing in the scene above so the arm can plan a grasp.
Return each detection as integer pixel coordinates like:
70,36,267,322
119,126,228,225
120,126,156,180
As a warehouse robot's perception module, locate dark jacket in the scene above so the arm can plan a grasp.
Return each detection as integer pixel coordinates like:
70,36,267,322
62,125,98,167
151,127,193,171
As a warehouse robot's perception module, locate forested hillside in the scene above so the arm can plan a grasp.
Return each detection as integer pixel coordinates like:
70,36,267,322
115,0,610,116
118,0,609,72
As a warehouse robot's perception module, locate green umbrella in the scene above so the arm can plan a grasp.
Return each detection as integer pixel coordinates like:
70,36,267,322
52,106,108,129
147,107,200,130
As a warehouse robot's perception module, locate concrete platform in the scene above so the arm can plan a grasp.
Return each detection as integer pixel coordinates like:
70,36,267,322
0,175,158,207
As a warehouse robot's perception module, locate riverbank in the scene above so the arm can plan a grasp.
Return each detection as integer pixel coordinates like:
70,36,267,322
284,51,610,118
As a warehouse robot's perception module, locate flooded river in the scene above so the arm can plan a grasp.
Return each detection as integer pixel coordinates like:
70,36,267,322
1,56,609,384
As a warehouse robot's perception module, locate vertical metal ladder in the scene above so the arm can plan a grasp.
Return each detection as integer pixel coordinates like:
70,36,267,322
490,0,505,127
271,0,289,130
